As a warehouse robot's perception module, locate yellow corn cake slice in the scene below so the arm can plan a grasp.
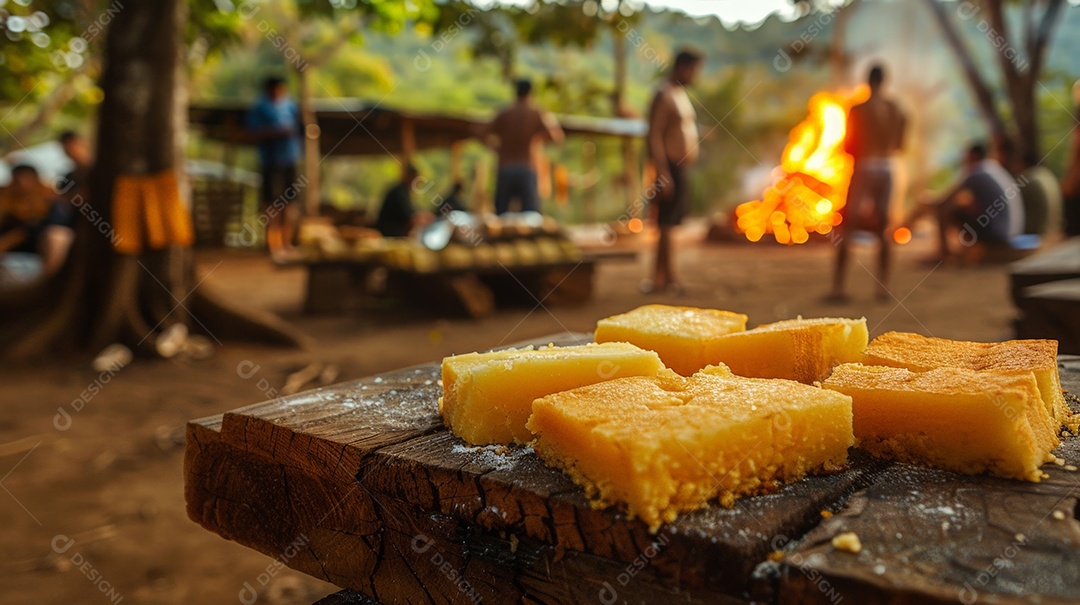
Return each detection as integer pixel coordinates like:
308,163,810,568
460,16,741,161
594,305,749,376
862,331,1071,429
527,365,854,531
440,342,665,445
705,317,868,383
822,363,1058,482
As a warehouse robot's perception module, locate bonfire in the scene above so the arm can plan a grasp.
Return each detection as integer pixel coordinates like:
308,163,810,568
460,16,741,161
735,87,870,244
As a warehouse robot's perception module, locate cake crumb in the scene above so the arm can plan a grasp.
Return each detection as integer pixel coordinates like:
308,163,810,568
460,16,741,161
1015,533,1026,543
831,532,862,553
767,550,785,563
1053,456,1066,466
509,533,519,553
1053,510,1066,520
820,510,833,519
1066,465,1078,472
1041,472,1050,480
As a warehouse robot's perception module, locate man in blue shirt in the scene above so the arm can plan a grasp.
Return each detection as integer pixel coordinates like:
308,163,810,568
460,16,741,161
246,76,302,257
905,142,1021,261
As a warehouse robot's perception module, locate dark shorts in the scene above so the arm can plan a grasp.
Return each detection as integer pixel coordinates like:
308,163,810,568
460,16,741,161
947,205,1009,246
260,164,299,209
654,162,689,227
841,165,892,232
494,165,540,214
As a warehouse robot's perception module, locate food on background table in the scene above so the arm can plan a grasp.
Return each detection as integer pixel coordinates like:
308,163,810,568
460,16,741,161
534,237,564,264
494,242,517,266
861,331,1072,430
823,363,1058,482
527,365,855,531
594,305,749,375
513,239,541,265
705,316,868,384
440,244,473,269
440,342,666,445
472,243,496,267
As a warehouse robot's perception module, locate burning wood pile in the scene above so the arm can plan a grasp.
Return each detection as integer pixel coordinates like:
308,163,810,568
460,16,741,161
735,87,870,244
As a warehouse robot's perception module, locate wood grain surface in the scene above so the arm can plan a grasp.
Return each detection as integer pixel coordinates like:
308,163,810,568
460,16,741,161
185,338,1080,604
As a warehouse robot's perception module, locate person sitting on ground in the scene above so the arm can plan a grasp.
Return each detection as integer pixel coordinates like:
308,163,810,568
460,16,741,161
437,181,469,217
39,130,96,273
903,142,1022,261
0,164,52,288
376,164,432,237
57,130,92,201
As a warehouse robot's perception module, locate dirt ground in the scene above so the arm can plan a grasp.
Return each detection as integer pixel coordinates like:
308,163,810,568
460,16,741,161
0,229,1023,605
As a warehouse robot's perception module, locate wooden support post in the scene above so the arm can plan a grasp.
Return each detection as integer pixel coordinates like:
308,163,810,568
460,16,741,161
450,140,463,181
583,139,597,224
400,117,416,166
297,67,321,217
622,135,640,216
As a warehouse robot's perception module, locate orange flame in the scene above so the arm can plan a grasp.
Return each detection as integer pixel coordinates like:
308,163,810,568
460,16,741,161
735,87,870,244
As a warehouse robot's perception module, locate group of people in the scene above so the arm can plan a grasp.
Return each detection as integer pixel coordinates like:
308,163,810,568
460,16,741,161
372,78,567,239
0,132,92,290
830,64,1069,303
248,54,1077,298
248,48,703,295
375,49,704,297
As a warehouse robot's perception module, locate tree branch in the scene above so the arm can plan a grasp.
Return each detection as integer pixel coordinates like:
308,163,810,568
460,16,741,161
985,1,1022,103
921,0,1008,137
1030,0,1064,79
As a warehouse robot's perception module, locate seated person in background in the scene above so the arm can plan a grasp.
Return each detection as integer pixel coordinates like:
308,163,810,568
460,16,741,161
57,130,93,200
904,142,1022,261
1017,151,1063,236
376,164,432,237
40,130,96,273
437,181,468,217
0,164,52,288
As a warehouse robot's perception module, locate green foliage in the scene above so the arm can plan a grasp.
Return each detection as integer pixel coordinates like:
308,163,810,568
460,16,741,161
0,1,84,104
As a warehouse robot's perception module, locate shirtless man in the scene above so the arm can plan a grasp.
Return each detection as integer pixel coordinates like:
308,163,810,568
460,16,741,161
484,79,564,215
829,64,907,303
645,48,703,294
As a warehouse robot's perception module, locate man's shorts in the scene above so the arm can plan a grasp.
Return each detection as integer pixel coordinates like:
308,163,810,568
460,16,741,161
841,165,892,233
653,161,689,227
260,164,299,209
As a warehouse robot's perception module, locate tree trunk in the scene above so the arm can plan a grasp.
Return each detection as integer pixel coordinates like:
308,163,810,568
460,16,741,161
923,0,1065,167
0,0,304,360
611,17,639,215
921,0,1010,142
297,66,321,216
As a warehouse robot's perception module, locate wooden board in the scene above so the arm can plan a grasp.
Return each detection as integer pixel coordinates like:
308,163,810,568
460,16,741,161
1015,279,1080,354
185,336,1080,604
1008,237,1080,306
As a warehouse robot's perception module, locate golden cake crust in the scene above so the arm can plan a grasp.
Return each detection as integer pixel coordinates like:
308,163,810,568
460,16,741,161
528,365,855,531
824,363,1058,482
862,331,1070,428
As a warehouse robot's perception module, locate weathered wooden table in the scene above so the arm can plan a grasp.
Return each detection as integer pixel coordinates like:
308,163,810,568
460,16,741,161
185,336,1080,604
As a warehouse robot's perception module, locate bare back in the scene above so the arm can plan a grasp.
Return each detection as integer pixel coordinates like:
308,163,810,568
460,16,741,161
488,102,561,168
845,95,906,164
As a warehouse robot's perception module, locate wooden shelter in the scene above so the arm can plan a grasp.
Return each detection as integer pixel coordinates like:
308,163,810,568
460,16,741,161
189,98,644,162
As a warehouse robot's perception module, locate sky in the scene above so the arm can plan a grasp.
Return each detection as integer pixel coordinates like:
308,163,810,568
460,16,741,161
639,0,801,24
483,0,811,26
